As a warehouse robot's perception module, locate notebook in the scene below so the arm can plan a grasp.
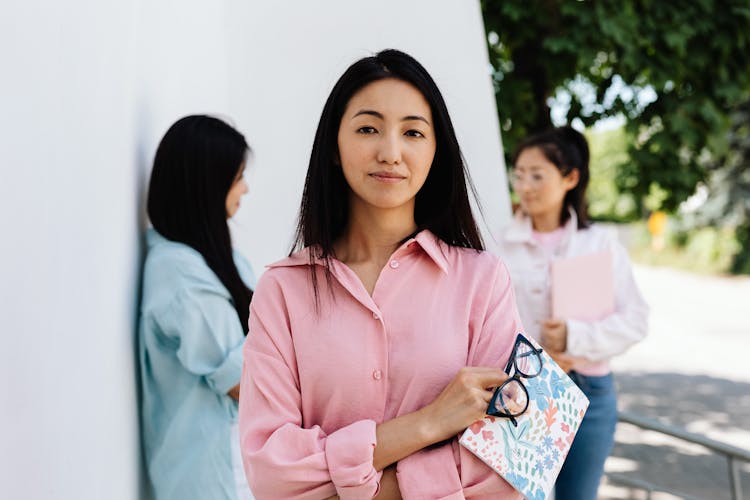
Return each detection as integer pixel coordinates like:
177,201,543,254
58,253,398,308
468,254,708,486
550,250,614,321
459,335,590,500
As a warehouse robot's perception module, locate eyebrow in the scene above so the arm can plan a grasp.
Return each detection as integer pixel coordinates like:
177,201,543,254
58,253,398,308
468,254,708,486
352,109,431,126
515,165,544,172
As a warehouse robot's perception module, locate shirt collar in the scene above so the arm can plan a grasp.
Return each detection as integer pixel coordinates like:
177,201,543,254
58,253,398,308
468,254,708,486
503,207,579,244
146,227,173,248
267,229,449,274
411,229,449,274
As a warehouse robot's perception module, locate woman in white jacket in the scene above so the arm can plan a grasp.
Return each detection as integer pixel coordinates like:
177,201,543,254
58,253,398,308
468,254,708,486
494,126,649,500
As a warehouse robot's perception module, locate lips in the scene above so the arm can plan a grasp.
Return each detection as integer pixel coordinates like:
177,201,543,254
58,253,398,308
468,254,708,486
369,171,406,183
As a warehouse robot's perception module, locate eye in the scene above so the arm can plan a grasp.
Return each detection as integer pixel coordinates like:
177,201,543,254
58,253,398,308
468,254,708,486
405,129,425,138
357,126,377,134
232,168,246,184
532,174,543,181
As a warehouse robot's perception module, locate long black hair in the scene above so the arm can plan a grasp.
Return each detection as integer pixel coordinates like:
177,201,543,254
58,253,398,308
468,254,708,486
292,49,484,303
147,115,253,333
512,126,590,229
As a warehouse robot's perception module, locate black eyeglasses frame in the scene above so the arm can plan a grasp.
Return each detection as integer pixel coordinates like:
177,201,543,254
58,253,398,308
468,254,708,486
486,333,544,426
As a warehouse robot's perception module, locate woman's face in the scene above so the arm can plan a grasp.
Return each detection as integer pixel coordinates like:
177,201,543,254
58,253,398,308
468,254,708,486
512,147,578,223
337,78,436,215
225,163,249,218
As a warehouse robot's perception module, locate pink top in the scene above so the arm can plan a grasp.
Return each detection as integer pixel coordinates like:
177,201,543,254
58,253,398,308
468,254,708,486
239,230,525,499
531,227,565,255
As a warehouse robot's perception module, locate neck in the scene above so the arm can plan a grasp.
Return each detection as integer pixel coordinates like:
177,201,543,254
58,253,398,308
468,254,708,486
530,211,562,232
335,199,417,265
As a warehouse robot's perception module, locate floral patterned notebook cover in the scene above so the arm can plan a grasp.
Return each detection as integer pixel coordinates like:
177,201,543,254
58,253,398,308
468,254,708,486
459,336,590,500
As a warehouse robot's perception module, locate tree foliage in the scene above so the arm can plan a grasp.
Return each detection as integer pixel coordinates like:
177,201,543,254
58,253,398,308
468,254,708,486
482,0,750,216
697,99,750,272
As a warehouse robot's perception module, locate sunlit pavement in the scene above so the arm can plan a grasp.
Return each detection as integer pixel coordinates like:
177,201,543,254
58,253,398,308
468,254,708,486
600,264,750,499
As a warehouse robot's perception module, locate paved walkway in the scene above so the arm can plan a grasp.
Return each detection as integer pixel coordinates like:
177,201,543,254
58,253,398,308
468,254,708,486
599,264,750,499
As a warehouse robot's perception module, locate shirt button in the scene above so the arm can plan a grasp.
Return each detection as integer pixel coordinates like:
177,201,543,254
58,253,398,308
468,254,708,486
389,260,399,269
372,369,382,380
372,311,380,320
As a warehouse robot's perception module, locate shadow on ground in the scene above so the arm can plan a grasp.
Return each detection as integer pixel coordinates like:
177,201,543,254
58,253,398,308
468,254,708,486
602,372,750,500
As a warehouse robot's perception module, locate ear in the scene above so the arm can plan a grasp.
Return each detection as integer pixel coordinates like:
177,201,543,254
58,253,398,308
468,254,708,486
333,149,341,166
563,168,580,190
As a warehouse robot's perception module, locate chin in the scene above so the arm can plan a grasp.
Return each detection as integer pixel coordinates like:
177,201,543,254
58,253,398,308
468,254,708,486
520,203,539,215
371,196,415,210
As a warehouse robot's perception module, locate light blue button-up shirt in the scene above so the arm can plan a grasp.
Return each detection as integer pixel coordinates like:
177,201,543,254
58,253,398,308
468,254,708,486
139,229,256,500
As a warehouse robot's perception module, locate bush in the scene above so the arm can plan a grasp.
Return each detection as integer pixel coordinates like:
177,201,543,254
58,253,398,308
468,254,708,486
626,220,742,275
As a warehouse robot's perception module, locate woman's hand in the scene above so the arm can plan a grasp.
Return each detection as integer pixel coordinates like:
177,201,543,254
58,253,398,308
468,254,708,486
372,367,508,471
374,466,402,500
322,467,401,500
540,319,568,352
421,367,509,443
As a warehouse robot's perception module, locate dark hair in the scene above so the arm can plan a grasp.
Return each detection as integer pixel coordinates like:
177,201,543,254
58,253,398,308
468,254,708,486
292,49,483,303
147,115,253,333
512,126,590,229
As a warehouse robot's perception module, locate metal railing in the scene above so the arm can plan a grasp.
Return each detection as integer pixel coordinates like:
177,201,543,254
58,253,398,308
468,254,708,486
606,411,750,500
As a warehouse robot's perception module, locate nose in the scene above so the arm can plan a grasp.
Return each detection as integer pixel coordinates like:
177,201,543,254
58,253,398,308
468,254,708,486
513,174,531,194
376,133,402,165
239,177,249,195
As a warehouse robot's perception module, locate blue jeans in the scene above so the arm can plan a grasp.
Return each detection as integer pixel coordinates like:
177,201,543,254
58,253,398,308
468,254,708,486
555,371,618,500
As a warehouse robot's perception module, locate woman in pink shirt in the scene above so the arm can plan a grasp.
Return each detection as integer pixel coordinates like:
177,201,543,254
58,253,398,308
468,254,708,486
239,49,525,499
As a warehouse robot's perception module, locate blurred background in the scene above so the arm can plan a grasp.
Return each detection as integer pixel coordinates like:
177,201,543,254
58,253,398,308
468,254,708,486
481,1,750,498
1,1,748,499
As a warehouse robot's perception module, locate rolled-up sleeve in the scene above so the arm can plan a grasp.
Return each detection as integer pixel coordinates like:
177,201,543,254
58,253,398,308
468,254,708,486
396,445,464,499
239,273,382,500
154,289,245,395
396,259,524,499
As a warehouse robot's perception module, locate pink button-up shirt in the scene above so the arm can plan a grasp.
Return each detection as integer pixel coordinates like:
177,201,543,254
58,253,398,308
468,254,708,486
239,230,524,499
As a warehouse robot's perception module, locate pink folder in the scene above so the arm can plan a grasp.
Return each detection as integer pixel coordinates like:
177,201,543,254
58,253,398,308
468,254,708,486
551,251,614,321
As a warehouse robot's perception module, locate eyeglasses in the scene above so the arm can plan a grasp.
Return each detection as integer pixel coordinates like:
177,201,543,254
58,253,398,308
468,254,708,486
487,333,544,427
510,170,547,188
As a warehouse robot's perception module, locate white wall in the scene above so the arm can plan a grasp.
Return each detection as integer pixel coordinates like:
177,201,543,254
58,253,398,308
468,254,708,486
230,1,511,266
0,2,508,499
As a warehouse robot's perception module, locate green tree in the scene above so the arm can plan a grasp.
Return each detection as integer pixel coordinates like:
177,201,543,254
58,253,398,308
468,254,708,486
694,99,750,272
482,0,750,216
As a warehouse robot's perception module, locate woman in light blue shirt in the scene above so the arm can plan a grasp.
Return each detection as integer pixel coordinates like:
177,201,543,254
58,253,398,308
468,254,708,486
139,115,255,500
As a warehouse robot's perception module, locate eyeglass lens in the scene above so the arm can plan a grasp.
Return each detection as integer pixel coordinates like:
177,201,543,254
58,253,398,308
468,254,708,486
492,379,528,417
514,340,542,378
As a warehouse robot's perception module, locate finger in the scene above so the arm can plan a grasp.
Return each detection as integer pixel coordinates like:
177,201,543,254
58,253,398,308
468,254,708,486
482,388,496,403
470,369,510,388
464,366,509,374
